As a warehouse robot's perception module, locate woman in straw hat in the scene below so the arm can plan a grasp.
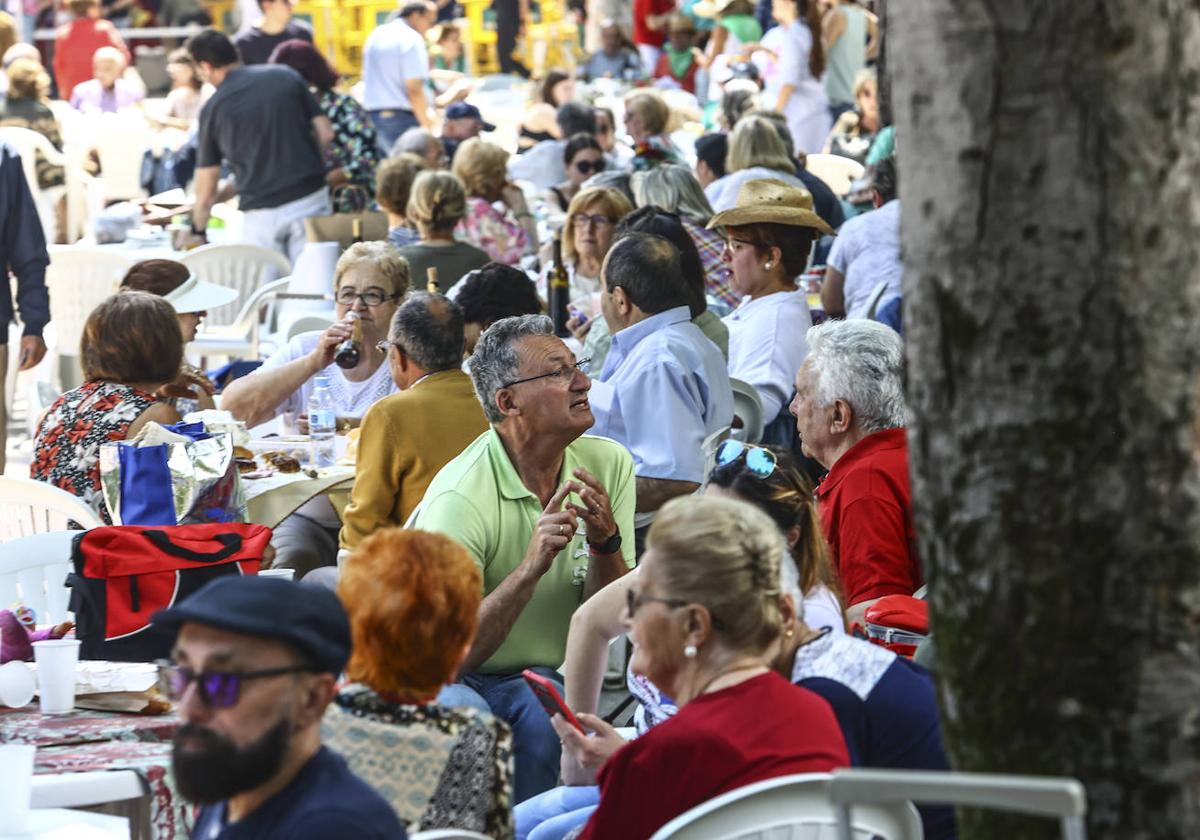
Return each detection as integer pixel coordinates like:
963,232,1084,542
709,178,833,445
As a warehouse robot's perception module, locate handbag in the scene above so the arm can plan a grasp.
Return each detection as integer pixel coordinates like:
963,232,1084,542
67,524,272,661
303,185,388,250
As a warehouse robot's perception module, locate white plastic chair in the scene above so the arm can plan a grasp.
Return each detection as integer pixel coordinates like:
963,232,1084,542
729,378,764,444
32,769,146,809
0,126,70,243
701,424,732,479
830,768,1087,840
188,276,292,362
0,531,86,625
0,478,103,541
650,773,922,839
44,246,137,388
179,244,294,328
285,314,335,343
805,153,866,197
87,113,153,202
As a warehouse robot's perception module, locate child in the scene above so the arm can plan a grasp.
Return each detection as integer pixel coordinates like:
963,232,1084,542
653,13,702,93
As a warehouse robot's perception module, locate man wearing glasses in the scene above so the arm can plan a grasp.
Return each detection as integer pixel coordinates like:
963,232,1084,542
415,314,635,803
153,576,405,839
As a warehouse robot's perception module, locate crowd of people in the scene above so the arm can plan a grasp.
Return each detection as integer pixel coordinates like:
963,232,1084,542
0,0,938,837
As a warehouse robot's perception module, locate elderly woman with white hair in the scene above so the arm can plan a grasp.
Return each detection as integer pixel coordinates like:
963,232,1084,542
788,318,920,624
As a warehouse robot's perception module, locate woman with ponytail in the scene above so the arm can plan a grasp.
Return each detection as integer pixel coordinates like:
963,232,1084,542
764,0,831,155
396,170,489,292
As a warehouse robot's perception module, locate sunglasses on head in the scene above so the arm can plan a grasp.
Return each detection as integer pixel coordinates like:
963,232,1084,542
161,664,316,709
715,439,777,478
574,159,606,175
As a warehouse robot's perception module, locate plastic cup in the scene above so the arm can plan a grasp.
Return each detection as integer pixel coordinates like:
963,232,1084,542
258,568,295,581
0,660,37,708
0,744,35,832
33,639,81,715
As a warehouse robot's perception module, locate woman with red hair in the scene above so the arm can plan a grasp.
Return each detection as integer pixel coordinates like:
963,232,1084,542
323,528,514,838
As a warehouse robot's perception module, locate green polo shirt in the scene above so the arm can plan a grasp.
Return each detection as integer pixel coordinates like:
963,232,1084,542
415,427,636,675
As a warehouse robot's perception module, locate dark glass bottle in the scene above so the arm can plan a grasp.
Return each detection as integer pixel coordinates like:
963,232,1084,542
548,236,570,338
334,313,362,369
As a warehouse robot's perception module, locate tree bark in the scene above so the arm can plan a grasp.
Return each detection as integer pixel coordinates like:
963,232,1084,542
892,2,1200,837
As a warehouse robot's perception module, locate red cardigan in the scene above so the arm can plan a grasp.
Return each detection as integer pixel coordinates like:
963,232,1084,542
578,672,850,839
53,18,129,101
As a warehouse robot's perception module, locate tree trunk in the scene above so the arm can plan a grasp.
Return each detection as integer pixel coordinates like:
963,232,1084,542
891,2,1200,837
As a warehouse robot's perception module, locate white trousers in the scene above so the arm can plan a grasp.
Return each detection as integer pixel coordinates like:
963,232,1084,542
241,187,331,266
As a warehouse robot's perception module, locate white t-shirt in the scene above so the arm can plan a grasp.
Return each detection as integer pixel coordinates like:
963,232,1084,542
723,290,813,421
361,19,429,111
804,584,846,636
258,332,398,418
828,199,903,318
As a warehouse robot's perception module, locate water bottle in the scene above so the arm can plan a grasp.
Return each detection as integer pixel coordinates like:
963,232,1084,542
307,375,336,468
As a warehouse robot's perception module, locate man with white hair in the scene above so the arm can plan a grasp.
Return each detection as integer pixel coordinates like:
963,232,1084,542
68,46,145,114
788,318,919,623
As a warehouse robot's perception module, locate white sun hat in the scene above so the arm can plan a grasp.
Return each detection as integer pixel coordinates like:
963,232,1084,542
162,275,239,314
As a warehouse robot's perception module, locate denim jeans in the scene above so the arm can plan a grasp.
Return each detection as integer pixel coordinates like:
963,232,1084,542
369,109,419,156
437,667,564,803
514,785,600,840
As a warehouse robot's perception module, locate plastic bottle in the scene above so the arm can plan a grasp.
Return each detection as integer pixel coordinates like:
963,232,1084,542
307,375,336,468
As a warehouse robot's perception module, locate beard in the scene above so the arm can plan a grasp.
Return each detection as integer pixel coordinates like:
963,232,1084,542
172,717,291,805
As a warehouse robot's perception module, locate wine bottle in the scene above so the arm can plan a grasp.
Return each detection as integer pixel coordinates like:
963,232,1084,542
352,218,363,244
426,266,439,293
548,236,570,338
334,312,362,369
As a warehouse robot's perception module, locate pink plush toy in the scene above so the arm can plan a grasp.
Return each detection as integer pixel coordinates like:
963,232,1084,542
0,604,74,663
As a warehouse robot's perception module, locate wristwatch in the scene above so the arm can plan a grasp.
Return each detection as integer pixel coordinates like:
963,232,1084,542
587,531,622,555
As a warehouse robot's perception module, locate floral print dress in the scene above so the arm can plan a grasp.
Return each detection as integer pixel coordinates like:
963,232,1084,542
319,89,383,214
31,382,159,523
456,196,530,265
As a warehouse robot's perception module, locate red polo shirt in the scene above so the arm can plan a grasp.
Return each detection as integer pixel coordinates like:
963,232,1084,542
816,427,922,606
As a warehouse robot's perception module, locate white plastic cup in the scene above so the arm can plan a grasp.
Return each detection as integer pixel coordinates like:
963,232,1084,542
0,660,37,708
258,568,295,581
33,639,81,715
0,744,35,832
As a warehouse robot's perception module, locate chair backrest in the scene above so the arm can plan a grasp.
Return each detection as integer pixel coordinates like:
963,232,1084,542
0,478,103,541
650,773,922,840
45,247,137,361
0,126,63,239
804,154,866,197
180,244,295,328
86,113,153,202
829,768,1087,840
26,380,62,439
729,378,764,444
286,314,336,343
0,531,86,625
701,424,732,480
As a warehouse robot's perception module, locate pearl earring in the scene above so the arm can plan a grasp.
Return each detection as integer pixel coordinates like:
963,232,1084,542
764,262,773,269
684,644,698,659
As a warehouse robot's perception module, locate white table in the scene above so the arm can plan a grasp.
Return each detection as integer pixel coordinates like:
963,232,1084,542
1,809,129,839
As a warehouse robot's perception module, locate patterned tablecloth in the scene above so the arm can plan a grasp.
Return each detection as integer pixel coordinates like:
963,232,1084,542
0,705,189,839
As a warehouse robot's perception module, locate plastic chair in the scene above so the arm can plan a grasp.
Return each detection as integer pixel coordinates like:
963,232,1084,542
650,773,922,839
189,276,292,362
43,246,137,388
0,531,86,625
829,768,1087,840
0,126,70,242
0,479,102,540
31,769,146,809
701,424,732,479
87,113,154,202
729,378,764,444
285,314,335,343
179,244,294,328
805,153,866,197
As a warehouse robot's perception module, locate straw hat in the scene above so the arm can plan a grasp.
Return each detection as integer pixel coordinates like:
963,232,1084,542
708,179,835,235
690,0,737,18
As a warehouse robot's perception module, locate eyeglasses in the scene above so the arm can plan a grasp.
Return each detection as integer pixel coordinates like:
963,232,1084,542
625,587,688,619
161,664,316,709
573,214,615,229
723,238,756,256
502,358,591,388
335,288,400,307
573,159,606,175
715,440,777,478
375,339,405,354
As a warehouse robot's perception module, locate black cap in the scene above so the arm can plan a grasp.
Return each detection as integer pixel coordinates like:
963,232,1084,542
445,102,496,132
152,576,351,675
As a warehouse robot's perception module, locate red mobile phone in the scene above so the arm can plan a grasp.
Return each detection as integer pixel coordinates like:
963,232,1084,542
522,669,585,733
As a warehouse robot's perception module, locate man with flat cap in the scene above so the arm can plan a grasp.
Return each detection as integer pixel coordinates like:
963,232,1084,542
152,576,405,839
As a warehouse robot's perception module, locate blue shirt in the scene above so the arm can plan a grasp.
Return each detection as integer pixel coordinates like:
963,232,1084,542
588,306,733,484
792,631,956,840
192,746,407,840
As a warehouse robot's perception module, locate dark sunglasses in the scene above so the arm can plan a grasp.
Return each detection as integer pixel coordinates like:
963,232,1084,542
162,664,316,709
574,159,606,175
715,440,777,478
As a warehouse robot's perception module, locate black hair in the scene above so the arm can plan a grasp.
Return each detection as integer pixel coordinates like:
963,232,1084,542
389,292,465,372
455,263,541,327
872,155,898,203
602,232,690,315
557,101,597,137
616,207,706,318
563,133,603,167
185,29,239,69
694,133,728,179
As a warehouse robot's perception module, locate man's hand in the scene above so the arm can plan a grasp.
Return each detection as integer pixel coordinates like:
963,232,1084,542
568,467,617,548
308,320,353,372
523,481,582,577
18,336,46,371
552,712,627,785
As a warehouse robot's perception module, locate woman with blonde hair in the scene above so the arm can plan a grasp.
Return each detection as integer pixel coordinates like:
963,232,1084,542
452,137,536,264
375,153,426,249
0,58,65,193
541,186,633,320
325,528,514,837
705,114,811,211
397,169,489,291
623,91,681,171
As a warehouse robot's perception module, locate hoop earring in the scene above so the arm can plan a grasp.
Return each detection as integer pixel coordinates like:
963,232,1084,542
684,644,698,659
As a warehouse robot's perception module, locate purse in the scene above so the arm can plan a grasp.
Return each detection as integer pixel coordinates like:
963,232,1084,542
67,524,272,662
303,185,388,250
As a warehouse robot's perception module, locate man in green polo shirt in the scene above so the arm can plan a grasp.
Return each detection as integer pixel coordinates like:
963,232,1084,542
415,314,635,803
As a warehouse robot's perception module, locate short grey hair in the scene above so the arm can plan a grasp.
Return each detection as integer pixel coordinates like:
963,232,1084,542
631,164,715,226
805,319,905,434
389,292,464,372
392,127,438,158
469,314,554,424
